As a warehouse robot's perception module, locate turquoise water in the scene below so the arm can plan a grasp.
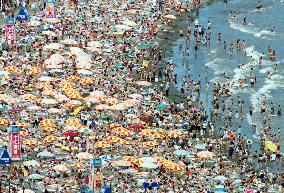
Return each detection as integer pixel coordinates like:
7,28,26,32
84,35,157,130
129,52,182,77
171,0,284,152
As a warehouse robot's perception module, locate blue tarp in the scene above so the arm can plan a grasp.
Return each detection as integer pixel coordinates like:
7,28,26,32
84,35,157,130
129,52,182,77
16,6,30,21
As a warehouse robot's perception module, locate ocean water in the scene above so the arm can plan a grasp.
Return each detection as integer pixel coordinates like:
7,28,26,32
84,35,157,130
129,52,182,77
170,0,284,151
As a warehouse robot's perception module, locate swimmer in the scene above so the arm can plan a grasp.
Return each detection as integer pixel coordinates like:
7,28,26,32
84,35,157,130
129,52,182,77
256,1,263,9
243,17,247,25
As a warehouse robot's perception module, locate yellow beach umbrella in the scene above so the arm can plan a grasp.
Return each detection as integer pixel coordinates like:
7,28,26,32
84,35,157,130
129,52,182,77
142,141,158,147
264,141,277,152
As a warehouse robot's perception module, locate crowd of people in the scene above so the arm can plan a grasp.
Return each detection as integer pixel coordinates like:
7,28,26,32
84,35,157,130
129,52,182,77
0,0,282,192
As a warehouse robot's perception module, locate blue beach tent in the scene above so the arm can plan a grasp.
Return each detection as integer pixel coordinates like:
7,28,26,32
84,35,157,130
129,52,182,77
16,6,30,22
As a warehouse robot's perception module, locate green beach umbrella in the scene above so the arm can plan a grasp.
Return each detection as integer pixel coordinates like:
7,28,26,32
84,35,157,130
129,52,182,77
156,104,167,110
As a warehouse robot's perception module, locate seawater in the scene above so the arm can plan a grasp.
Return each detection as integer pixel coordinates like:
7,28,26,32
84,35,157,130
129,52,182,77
170,0,284,151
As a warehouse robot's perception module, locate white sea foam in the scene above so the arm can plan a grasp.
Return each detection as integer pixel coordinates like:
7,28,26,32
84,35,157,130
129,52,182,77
250,74,284,113
229,21,276,38
259,67,274,74
205,58,226,75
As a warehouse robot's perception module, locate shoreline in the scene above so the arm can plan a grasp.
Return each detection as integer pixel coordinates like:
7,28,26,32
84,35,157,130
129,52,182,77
155,0,216,102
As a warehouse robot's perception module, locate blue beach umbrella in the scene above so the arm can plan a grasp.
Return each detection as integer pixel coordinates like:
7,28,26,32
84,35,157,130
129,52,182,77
173,149,191,156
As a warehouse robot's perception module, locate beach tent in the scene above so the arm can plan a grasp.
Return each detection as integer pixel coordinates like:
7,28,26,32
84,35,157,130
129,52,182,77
0,149,11,165
16,6,30,22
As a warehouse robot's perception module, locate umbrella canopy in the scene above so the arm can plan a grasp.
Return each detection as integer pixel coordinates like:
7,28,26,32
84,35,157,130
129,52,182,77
143,141,158,147
194,144,207,150
136,81,152,87
76,152,93,160
53,164,68,172
196,151,215,159
23,160,40,167
139,157,156,163
17,189,35,193
173,150,191,156
264,141,277,152
112,160,132,167
27,174,45,180
69,163,85,169
140,162,159,169
156,104,167,110
37,151,54,158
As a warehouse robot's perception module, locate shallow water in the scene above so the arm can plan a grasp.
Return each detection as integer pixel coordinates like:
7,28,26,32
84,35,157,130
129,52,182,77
170,0,284,152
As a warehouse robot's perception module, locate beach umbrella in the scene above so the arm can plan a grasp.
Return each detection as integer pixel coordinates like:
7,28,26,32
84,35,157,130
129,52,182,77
38,76,54,82
122,156,137,162
173,150,191,156
112,160,131,167
94,141,110,149
20,131,29,137
140,162,158,169
62,39,78,45
23,139,42,146
115,24,131,31
27,67,42,76
112,127,133,137
136,81,152,87
0,118,9,126
49,69,65,74
77,69,93,75
164,15,176,20
79,77,94,86
27,174,45,180
45,18,59,23
167,164,184,172
69,163,85,169
122,20,137,27
27,105,42,111
5,66,22,74
151,132,165,139
128,93,143,100
17,189,35,193
264,141,277,152
53,164,68,172
139,129,153,136
23,160,40,167
62,131,79,137
44,135,58,142
139,157,156,163
196,151,215,159
117,139,131,145
167,131,180,138
66,118,81,126
43,43,63,50
42,127,57,132
37,151,55,158
0,71,10,77
194,144,207,150
155,104,167,110
154,157,166,163
87,41,103,47
128,124,144,130
40,24,54,30
142,141,158,147
40,119,56,127
48,108,63,114
95,104,109,110
41,98,58,105
77,152,93,160
214,185,228,192
104,136,120,143
42,30,57,36
67,75,80,81
27,20,41,26
215,175,227,181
